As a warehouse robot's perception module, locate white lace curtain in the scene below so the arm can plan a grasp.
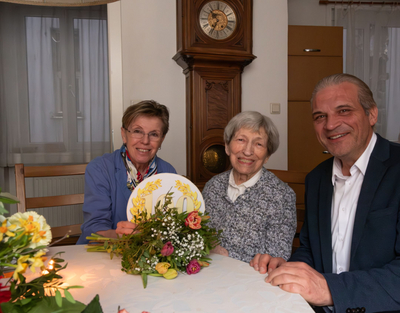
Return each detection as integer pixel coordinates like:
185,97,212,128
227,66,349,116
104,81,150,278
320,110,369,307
0,2,111,169
334,5,400,141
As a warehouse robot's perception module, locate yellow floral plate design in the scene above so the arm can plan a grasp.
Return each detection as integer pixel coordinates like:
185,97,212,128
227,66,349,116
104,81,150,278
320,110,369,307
126,173,205,222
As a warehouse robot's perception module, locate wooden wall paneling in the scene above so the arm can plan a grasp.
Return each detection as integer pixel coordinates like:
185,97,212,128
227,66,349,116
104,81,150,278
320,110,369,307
288,101,331,172
288,56,343,101
288,26,343,57
288,25,342,171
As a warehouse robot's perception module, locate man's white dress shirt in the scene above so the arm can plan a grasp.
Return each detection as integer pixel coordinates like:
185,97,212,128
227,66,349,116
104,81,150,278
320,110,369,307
331,133,377,274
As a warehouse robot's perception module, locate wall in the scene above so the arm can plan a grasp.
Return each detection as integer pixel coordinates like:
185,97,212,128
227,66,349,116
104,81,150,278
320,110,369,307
108,0,288,174
243,0,288,170
288,0,332,26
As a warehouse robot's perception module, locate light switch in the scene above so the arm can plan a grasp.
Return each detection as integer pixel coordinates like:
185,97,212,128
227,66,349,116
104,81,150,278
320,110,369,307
270,103,280,114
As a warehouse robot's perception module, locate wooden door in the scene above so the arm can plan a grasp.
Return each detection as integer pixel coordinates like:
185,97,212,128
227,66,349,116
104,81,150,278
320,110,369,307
288,26,343,172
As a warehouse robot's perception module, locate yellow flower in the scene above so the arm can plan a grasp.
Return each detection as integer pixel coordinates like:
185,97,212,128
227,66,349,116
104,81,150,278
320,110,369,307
155,262,171,275
13,255,30,280
0,217,17,241
28,251,47,273
163,269,178,280
8,211,52,248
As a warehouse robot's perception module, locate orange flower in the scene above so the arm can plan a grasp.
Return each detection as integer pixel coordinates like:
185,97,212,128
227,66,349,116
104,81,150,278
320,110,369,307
185,211,201,230
198,260,210,267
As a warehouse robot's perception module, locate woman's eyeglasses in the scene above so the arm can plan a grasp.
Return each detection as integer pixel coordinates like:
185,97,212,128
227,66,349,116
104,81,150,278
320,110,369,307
124,128,162,142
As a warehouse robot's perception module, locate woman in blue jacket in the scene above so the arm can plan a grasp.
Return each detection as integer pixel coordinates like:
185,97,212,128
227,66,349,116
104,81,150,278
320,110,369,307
77,100,176,244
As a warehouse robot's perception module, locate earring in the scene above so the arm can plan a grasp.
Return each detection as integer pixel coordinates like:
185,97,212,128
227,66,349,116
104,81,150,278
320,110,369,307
158,147,161,150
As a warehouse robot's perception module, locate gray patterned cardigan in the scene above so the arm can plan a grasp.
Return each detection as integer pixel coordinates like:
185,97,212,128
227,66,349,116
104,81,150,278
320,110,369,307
203,167,297,263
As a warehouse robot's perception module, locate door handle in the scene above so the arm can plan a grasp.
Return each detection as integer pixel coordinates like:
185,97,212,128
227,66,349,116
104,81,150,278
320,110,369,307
304,49,321,52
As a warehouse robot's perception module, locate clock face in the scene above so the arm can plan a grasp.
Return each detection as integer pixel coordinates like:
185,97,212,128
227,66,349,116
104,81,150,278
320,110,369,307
199,1,237,40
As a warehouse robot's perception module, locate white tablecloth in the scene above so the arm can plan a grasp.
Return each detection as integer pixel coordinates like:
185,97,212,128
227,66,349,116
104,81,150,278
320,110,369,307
33,245,314,313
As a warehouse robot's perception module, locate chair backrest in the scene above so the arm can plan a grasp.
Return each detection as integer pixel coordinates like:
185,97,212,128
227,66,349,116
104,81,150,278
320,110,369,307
14,163,87,245
269,169,307,254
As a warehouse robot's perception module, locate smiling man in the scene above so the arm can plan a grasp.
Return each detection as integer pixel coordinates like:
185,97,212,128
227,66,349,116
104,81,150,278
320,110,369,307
250,74,400,313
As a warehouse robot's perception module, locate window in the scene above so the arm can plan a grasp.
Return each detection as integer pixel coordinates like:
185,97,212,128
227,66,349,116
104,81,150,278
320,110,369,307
0,3,110,166
336,6,400,142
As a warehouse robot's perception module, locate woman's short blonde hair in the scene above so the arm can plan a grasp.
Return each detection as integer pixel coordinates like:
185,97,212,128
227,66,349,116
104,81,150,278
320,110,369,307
122,100,170,135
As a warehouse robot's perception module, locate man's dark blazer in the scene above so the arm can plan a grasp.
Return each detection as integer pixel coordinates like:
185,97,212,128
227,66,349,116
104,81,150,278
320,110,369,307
290,134,400,313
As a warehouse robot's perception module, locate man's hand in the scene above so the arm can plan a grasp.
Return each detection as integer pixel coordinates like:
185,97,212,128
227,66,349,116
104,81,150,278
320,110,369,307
116,221,138,236
210,245,229,257
266,261,333,306
250,253,286,274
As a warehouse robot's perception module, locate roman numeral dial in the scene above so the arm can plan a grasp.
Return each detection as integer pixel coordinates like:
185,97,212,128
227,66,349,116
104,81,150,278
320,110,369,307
199,1,237,40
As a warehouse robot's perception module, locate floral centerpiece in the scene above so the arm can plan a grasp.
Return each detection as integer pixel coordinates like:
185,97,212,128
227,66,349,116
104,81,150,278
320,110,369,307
87,191,222,288
0,188,102,313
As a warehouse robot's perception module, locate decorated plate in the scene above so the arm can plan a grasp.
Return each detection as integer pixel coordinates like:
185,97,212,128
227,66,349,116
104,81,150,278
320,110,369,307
126,173,205,223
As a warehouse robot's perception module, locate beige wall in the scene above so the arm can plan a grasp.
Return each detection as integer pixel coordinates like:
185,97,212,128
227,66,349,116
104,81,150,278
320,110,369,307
108,0,288,175
288,0,332,26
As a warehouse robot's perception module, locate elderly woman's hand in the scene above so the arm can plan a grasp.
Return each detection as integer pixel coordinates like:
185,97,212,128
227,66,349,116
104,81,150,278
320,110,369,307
250,253,286,274
210,245,229,257
116,221,138,236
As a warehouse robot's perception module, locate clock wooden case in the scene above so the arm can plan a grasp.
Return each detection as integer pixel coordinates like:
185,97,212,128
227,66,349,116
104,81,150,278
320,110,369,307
174,0,255,189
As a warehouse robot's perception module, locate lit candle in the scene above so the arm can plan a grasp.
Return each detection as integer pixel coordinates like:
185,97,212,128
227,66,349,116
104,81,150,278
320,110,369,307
41,259,55,275
48,259,54,270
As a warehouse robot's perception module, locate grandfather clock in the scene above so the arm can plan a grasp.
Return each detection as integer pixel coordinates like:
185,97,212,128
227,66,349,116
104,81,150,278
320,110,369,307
173,0,255,189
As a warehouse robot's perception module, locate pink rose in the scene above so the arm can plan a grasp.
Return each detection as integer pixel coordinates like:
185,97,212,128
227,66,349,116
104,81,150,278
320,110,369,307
160,241,174,256
186,259,201,275
185,211,201,230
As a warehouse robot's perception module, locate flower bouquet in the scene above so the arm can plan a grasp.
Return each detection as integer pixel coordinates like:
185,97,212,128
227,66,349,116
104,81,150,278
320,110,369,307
0,188,102,313
86,191,222,288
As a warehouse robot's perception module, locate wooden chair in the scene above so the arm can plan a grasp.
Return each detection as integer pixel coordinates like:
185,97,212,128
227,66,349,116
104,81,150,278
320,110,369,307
14,163,87,246
269,169,308,254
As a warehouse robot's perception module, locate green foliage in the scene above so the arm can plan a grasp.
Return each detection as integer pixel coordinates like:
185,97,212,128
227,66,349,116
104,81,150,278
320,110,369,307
81,295,103,313
0,187,20,214
86,192,222,288
1,252,96,313
1,294,103,313
0,191,103,312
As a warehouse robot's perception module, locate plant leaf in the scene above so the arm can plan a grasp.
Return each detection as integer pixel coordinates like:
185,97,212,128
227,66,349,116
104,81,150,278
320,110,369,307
63,290,75,304
20,297,32,305
65,285,84,289
0,191,20,203
81,294,103,313
55,290,62,307
141,273,148,289
0,202,8,214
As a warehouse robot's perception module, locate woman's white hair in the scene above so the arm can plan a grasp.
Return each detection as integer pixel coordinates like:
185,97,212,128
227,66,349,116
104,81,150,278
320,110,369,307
224,111,280,156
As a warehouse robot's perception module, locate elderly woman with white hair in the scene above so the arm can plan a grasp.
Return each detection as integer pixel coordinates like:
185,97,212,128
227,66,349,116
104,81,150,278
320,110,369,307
202,111,296,263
